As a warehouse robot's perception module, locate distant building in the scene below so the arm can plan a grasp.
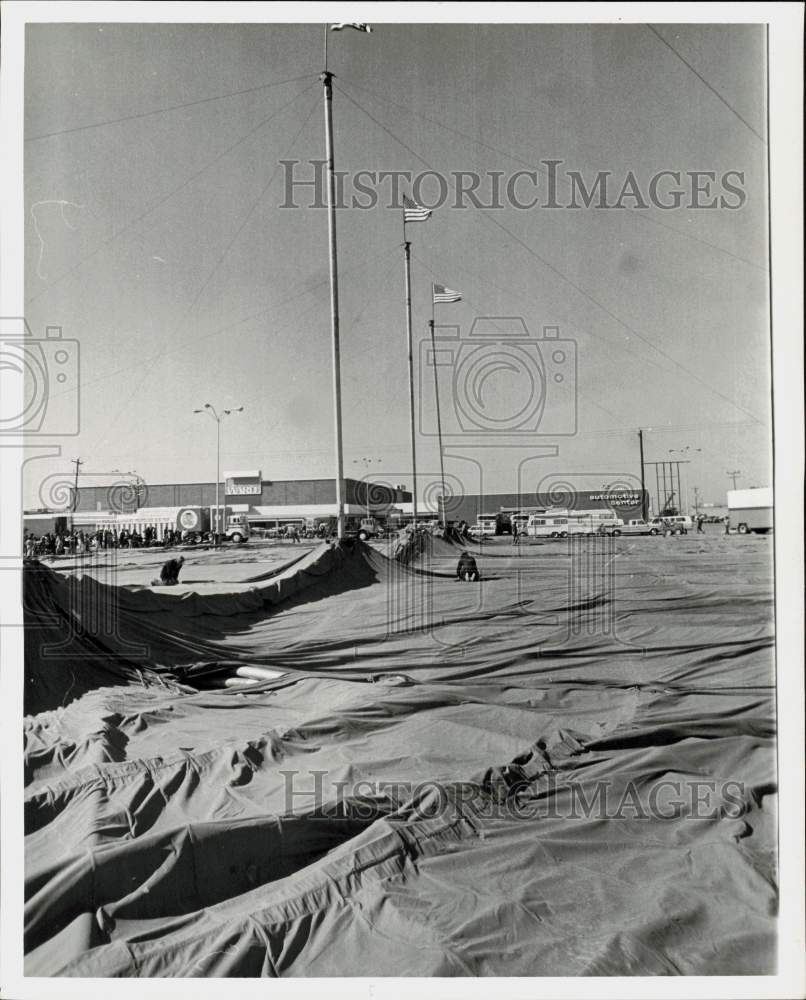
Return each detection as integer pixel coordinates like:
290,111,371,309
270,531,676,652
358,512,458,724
442,488,649,527
65,473,411,526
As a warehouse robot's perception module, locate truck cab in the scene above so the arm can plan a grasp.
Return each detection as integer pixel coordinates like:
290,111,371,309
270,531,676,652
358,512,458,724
223,513,250,543
352,516,381,540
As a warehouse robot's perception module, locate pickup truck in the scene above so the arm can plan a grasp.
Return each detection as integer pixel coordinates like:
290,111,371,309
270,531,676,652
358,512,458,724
603,519,660,537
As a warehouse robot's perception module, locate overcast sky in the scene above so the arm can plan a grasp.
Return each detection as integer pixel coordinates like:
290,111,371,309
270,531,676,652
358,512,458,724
23,21,770,510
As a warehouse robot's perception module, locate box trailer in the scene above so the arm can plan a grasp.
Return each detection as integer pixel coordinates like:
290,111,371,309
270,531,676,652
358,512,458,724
727,487,773,535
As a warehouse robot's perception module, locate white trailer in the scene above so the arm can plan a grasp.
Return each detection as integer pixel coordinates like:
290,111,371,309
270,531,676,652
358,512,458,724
727,487,773,535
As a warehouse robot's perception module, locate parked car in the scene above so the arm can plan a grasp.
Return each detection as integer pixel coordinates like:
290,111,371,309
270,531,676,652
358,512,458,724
604,519,660,537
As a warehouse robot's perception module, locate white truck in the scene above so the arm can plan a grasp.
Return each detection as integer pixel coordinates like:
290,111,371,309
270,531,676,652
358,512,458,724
177,507,250,544
727,487,773,535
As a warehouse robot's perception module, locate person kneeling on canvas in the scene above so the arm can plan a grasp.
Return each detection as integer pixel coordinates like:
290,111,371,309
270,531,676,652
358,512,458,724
456,550,480,582
156,555,184,586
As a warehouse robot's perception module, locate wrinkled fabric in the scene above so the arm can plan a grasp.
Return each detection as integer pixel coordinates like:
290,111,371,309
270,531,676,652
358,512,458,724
23,534,776,976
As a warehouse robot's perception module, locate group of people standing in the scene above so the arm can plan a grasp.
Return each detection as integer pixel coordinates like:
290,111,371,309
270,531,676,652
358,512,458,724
22,524,185,561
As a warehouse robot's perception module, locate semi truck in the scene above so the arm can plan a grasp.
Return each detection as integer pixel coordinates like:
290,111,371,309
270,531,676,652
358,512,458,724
175,506,250,543
29,505,251,544
727,487,773,535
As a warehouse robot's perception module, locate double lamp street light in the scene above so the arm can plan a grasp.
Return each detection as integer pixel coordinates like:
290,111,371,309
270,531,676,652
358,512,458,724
193,403,244,546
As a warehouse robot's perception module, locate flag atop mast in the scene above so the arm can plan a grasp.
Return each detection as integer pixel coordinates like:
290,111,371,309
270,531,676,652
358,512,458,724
330,23,372,32
432,283,462,304
402,195,431,223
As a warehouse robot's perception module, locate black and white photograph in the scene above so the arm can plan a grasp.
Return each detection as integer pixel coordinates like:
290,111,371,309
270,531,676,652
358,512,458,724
1,2,803,995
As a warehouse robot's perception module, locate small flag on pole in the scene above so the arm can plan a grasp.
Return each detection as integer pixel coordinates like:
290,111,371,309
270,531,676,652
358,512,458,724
402,194,431,223
433,283,462,304
330,23,372,32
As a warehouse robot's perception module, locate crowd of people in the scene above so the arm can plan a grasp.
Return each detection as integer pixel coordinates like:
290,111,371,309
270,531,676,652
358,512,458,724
22,525,186,561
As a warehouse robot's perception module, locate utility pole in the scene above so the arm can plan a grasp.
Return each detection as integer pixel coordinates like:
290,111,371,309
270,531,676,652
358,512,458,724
727,470,742,491
638,429,647,520
69,457,83,531
693,486,700,517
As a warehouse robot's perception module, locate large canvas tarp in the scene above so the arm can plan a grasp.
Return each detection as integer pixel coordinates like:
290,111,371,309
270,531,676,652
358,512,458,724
23,535,777,976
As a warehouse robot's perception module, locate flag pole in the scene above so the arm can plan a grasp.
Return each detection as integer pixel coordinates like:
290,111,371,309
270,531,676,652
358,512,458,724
403,237,418,528
429,294,447,530
321,68,345,540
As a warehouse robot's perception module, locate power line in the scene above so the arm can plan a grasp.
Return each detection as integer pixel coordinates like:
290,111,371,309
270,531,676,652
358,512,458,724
26,79,319,306
334,84,765,427
646,26,766,144
337,75,767,273
412,239,742,419
410,252,632,431
25,72,320,142
120,245,403,454
43,240,400,409
92,93,323,455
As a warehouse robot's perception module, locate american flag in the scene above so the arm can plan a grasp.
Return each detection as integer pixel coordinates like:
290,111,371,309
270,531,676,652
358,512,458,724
402,195,431,223
432,283,462,304
330,23,372,32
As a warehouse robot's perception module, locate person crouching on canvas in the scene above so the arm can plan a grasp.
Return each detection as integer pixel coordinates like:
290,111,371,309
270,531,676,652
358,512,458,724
456,550,480,582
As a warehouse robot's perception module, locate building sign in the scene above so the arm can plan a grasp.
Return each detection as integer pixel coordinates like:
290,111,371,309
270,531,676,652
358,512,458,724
224,470,262,497
226,482,261,496
591,492,642,507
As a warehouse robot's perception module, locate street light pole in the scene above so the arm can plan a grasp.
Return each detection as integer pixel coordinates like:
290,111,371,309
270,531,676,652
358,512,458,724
194,404,243,547
352,457,381,519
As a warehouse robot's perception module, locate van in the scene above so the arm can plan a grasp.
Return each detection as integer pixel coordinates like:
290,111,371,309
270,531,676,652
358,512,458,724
472,516,498,537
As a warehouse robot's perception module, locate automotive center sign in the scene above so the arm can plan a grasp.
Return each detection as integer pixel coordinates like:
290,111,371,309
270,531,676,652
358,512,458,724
591,493,642,507
224,470,262,497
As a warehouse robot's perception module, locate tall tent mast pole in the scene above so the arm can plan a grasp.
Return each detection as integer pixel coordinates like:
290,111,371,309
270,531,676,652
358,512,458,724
321,66,345,540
